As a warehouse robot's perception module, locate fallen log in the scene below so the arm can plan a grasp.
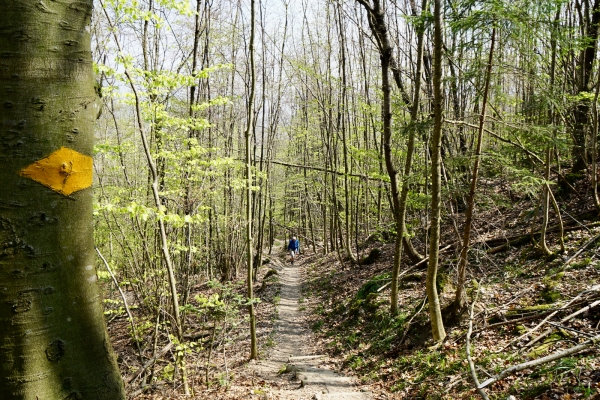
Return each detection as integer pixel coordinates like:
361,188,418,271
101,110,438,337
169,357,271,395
432,210,598,256
487,220,600,254
523,295,600,351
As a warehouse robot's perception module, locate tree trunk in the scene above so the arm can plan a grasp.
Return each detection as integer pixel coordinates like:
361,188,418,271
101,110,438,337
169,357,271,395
454,28,496,312
572,0,600,172
392,0,428,315
427,0,447,342
245,0,258,360
0,2,125,398
357,0,423,279
336,4,356,263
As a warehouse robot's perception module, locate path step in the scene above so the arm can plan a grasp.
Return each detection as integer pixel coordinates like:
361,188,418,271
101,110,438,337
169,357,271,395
312,392,368,399
288,354,328,362
295,370,354,384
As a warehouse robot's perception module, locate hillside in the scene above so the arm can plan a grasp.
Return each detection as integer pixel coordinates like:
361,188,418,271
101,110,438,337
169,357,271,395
300,177,600,399
101,175,600,400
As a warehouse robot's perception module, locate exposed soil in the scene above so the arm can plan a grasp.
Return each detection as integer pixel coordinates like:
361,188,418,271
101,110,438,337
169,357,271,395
248,253,371,399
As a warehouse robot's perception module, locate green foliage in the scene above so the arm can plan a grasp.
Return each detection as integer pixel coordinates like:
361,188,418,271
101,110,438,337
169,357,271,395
160,363,175,382
356,273,390,300
570,257,592,270
311,320,324,332
359,248,382,266
103,298,125,317
540,288,561,304
346,354,365,370
182,293,227,320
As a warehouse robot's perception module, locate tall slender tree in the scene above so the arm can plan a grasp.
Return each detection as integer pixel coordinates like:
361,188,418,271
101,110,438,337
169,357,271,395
245,0,259,360
454,27,496,312
427,0,447,342
357,0,424,314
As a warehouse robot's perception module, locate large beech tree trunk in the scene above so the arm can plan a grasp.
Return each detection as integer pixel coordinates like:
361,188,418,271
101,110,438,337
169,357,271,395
0,1,125,399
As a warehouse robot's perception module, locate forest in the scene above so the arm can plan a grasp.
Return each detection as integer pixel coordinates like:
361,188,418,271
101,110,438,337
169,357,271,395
1,0,600,399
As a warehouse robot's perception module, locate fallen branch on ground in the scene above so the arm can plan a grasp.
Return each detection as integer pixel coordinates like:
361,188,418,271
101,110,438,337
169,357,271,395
397,296,428,346
479,334,600,389
523,295,600,351
476,310,556,333
466,285,489,400
184,331,212,341
126,342,174,384
496,285,600,352
558,233,600,271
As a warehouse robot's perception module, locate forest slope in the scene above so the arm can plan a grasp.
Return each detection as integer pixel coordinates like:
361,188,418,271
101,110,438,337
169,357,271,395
104,175,600,400
302,177,600,400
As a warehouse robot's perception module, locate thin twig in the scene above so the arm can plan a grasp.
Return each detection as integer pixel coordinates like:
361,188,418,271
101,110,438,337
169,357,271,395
397,297,428,346
96,247,144,363
466,284,489,400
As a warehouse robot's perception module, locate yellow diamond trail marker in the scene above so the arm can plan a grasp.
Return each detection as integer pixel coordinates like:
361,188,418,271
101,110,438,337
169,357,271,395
20,147,93,196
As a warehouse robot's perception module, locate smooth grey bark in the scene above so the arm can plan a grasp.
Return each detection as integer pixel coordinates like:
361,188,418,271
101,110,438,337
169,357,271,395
0,1,125,399
427,0,447,342
245,0,258,360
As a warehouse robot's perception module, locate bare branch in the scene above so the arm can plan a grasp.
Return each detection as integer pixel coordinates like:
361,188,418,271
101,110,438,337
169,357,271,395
466,285,489,400
479,334,600,389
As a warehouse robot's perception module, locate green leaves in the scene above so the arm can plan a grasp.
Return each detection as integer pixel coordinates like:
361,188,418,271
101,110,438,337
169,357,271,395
94,201,207,227
104,0,194,26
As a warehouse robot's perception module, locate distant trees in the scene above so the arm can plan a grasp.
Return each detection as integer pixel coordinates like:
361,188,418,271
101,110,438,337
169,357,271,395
88,0,600,388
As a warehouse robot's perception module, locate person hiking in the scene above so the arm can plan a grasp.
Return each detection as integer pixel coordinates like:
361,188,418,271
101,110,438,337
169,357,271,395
287,236,300,264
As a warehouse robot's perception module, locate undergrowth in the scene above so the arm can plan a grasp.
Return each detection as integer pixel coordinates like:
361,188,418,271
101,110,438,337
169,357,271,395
303,231,600,399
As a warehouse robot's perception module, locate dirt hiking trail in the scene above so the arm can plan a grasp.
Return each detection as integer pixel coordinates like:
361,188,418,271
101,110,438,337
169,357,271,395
251,252,370,400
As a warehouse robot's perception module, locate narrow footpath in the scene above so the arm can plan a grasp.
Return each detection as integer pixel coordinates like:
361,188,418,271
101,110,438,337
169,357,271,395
252,253,370,400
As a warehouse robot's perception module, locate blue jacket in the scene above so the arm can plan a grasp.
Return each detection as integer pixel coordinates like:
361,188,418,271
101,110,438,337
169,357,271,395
288,239,299,251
